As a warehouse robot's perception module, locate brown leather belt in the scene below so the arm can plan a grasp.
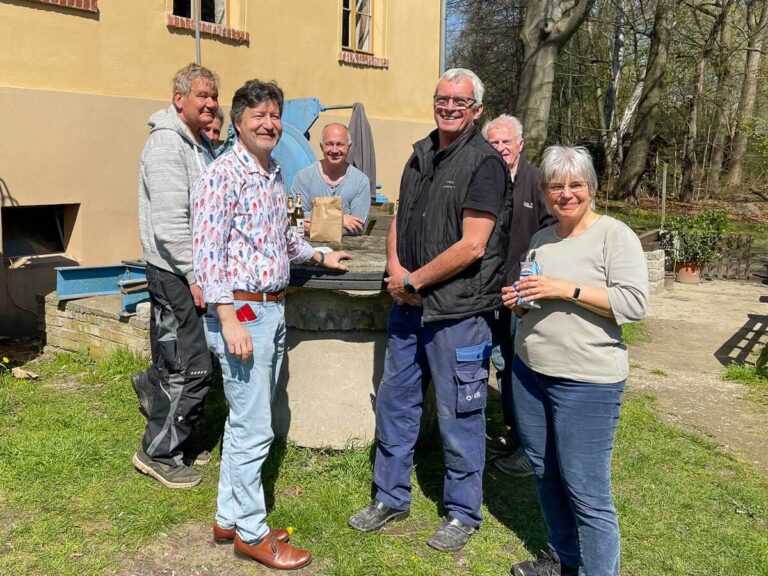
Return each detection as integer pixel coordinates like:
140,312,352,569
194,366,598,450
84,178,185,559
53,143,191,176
233,290,286,302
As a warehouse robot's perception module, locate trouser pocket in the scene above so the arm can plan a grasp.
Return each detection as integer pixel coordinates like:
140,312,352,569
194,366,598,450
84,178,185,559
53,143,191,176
454,341,492,414
456,367,488,413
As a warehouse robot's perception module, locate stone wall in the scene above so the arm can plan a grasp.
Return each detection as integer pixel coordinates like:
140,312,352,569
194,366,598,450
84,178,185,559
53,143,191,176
38,293,150,358
645,249,666,295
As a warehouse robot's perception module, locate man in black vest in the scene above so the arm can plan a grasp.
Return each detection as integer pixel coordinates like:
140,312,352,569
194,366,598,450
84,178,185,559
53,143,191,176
348,69,511,553
481,114,556,476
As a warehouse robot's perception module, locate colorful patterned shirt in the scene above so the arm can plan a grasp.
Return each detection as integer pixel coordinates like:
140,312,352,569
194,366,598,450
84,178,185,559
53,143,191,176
191,140,315,304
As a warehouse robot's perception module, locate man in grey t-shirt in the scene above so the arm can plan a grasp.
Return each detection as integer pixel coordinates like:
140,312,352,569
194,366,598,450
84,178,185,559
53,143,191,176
291,123,371,236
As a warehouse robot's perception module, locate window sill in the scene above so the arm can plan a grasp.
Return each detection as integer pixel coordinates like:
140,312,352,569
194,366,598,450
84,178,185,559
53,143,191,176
338,50,389,69
165,14,249,43
29,0,98,12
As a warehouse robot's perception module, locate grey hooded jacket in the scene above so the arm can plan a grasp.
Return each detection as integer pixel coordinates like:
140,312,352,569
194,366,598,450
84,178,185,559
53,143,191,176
138,106,211,283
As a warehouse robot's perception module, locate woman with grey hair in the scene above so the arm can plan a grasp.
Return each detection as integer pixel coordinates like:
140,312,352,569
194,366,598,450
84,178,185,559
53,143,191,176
501,146,648,576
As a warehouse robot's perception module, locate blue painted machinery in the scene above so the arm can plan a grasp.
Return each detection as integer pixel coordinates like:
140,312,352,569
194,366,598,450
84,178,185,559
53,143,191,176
275,98,385,200
55,263,148,316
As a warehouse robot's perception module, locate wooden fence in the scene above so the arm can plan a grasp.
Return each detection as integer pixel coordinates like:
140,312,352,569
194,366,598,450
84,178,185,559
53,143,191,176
703,236,754,280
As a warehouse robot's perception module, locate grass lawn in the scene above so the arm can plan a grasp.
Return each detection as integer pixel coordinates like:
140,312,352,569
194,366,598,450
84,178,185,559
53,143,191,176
1,350,767,575
724,363,768,406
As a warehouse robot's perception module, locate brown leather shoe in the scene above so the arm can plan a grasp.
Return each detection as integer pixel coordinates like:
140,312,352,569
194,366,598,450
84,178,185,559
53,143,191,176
234,533,312,570
213,523,289,544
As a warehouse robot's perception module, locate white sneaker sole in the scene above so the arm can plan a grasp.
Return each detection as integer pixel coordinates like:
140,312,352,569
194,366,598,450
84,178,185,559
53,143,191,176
132,452,202,489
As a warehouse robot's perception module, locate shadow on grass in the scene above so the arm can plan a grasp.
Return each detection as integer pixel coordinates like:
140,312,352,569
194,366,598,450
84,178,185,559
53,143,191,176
404,383,548,554
182,359,289,513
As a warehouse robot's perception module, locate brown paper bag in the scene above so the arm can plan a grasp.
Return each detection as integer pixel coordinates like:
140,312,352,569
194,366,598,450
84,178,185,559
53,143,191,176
309,196,343,242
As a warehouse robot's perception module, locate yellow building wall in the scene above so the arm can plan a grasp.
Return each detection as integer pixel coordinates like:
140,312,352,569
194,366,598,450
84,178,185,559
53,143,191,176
0,0,442,334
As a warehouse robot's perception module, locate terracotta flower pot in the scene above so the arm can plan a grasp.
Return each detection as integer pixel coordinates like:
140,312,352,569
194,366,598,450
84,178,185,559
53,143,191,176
675,262,702,284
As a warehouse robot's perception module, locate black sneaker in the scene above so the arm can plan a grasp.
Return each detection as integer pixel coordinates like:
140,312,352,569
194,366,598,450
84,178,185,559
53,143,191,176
131,370,154,418
132,449,202,489
512,549,579,576
494,449,534,477
348,500,409,532
426,515,475,552
486,431,518,455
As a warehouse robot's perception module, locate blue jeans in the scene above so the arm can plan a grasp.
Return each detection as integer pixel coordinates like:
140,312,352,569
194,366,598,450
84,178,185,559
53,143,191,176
203,300,286,544
512,357,625,576
373,304,492,527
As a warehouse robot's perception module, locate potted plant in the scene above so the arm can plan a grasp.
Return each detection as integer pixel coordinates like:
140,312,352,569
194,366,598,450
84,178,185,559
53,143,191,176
661,210,727,284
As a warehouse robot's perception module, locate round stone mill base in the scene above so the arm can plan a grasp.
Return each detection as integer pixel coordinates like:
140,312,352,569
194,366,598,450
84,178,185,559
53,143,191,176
273,237,391,449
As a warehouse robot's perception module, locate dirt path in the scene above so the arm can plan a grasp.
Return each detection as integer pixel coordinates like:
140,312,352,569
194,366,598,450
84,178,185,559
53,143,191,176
629,279,768,473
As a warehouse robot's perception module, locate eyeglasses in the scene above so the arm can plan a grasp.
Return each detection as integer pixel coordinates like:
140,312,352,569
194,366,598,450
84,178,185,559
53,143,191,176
546,181,588,196
433,94,477,110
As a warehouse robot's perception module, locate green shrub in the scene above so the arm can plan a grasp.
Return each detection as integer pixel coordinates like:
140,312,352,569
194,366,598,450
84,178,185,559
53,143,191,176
662,210,728,265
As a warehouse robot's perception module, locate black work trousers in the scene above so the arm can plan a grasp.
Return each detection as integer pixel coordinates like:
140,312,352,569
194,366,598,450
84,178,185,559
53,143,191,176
140,264,212,467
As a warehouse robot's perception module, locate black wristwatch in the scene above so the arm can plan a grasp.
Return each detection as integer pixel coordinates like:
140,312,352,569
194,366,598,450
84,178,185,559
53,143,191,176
571,284,581,301
403,275,417,294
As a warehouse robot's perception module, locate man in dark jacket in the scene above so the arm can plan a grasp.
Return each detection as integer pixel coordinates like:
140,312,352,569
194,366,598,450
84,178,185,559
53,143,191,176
348,69,511,553
481,114,556,476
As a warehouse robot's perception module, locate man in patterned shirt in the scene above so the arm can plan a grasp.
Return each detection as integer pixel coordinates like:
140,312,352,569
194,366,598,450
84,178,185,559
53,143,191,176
191,79,350,571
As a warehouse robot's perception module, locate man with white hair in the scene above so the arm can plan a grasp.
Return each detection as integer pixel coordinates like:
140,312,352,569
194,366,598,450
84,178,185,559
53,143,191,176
291,123,370,235
348,69,511,553
482,114,556,476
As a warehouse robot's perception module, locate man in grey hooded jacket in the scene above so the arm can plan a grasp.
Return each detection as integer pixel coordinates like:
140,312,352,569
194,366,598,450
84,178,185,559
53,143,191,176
131,63,219,489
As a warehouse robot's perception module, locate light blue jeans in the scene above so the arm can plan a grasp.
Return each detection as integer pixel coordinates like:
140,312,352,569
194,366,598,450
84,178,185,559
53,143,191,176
203,300,286,544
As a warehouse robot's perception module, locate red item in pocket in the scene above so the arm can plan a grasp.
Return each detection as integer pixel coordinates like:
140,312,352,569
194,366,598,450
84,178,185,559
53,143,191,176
236,303,257,323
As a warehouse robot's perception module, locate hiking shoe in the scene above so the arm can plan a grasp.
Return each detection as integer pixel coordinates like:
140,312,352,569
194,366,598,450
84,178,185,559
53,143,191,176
426,515,475,552
486,431,518,455
183,449,211,466
131,370,154,418
512,549,578,576
348,500,409,532
495,449,534,477
132,449,202,489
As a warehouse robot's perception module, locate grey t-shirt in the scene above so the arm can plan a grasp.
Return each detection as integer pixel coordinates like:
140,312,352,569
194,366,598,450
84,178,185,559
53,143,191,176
515,216,649,383
290,162,371,235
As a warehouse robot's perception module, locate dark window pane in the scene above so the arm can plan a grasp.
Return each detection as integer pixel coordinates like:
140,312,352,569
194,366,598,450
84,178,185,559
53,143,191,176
342,8,351,48
173,0,216,23
173,0,191,18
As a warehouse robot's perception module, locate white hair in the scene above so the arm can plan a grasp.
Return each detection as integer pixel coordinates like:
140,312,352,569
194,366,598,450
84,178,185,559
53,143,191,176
436,68,485,108
539,146,598,198
481,114,523,141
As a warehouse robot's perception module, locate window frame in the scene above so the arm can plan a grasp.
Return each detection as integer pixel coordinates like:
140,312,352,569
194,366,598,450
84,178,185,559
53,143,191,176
341,0,374,55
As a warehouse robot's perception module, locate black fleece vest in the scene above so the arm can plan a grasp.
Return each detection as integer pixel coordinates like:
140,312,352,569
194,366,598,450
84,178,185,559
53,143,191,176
396,126,512,323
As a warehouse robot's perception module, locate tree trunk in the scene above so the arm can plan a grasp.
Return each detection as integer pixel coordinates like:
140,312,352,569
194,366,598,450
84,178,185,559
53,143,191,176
616,0,675,204
606,79,644,197
705,20,735,196
516,0,596,162
680,0,733,202
725,0,768,188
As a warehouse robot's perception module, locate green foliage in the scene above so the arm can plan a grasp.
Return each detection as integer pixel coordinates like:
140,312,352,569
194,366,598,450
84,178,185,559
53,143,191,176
662,210,729,265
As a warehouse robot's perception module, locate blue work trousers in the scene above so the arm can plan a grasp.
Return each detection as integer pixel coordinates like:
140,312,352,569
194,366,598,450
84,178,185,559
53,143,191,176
512,357,625,576
373,304,492,527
